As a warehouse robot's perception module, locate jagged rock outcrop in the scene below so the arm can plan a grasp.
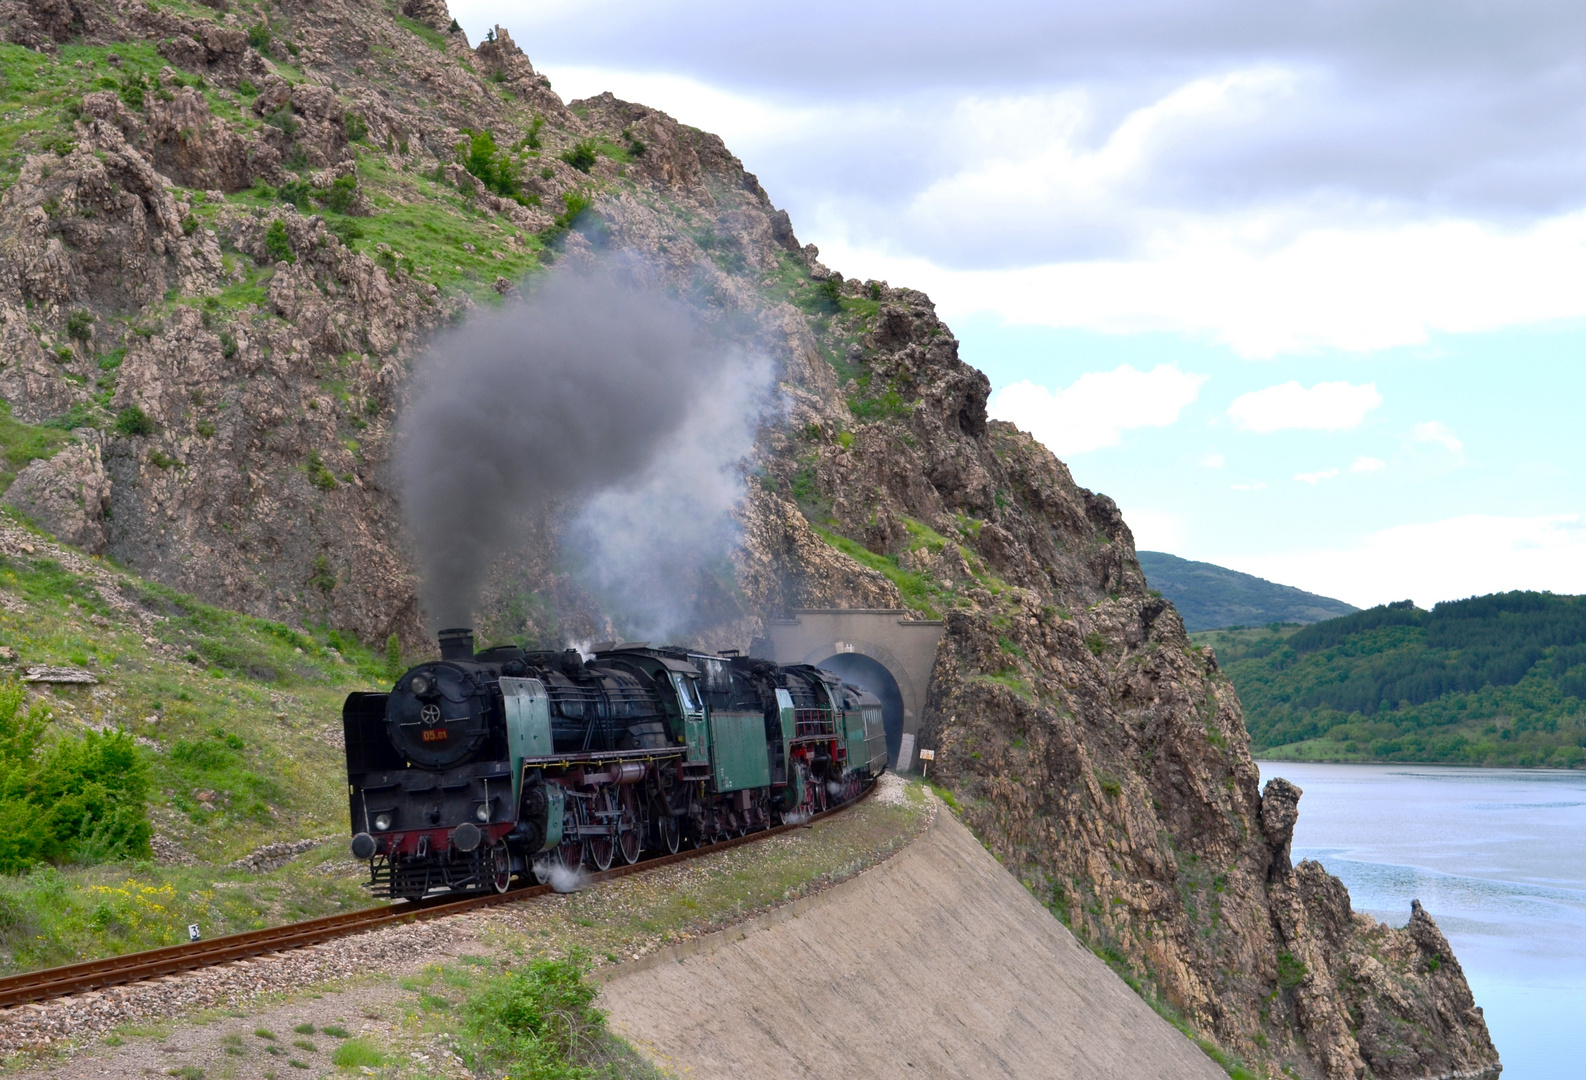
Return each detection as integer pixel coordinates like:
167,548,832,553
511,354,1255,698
1,436,111,552
0,1,1500,1076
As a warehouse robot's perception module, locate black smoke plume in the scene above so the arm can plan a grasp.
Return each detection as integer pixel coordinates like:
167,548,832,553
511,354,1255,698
395,264,746,630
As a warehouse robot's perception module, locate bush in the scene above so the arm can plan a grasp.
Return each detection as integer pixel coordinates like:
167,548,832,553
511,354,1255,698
276,178,313,210
463,952,608,1078
344,112,368,143
262,220,295,265
327,217,363,247
64,309,93,342
247,21,271,50
560,140,597,173
0,682,151,871
457,129,522,201
316,175,358,215
113,405,155,437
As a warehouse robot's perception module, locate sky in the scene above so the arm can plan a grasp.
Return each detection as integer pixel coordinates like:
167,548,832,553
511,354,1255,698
451,0,1586,610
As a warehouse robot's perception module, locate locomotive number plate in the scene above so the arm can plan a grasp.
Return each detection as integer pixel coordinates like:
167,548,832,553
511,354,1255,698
420,728,449,742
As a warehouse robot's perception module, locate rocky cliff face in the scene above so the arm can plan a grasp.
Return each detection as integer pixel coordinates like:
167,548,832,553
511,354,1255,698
0,1,1499,1076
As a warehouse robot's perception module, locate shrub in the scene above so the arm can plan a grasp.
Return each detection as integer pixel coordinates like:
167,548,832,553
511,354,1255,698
276,178,313,210
1084,631,1106,657
560,140,597,173
1276,950,1308,989
385,634,403,679
64,309,93,342
463,952,608,1075
0,682,151,871
306,451,336,491
247,21,271,50
114,405,155,437
327,217,363,247
262,220,295,265
524,115,544,150
448,18,461,32
316,175,358,215
264,106,298,139
456,129,522,201
344,112,368,143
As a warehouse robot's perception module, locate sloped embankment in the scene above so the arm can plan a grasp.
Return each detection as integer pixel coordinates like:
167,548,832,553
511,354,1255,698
600,802,1226,1080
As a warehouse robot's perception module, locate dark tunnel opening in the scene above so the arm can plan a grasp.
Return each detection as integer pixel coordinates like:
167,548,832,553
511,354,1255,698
814,652,906,767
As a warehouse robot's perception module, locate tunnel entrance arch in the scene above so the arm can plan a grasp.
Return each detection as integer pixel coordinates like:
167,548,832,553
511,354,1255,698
755,610,944,771
809,650,907,766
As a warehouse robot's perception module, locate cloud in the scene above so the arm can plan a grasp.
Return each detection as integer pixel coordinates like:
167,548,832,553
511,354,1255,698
1351,456,1386,473
1221,514,1586,609
1294,468,1340,484
1119,507,1185,551
1200,452,1226,469
1226,381,1382,433
989,363,1207,455
1412,421,1465,458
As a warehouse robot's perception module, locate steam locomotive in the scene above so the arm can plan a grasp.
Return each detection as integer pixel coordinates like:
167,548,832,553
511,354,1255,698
342,629,887,900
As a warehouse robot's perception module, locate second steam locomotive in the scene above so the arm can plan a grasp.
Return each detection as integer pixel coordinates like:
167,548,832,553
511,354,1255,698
342,629,887,899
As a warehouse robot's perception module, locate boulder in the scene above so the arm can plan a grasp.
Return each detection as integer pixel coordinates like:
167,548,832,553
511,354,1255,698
1,440,111,554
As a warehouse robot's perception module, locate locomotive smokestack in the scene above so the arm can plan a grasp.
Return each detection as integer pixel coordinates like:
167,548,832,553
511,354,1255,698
438,628,475,662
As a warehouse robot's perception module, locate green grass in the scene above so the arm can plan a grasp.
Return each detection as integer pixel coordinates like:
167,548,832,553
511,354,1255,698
0,540,399,972
0,402,70,494
811,526,948,619
393,13,448,50
330,1035,386,1067
344,154,544,298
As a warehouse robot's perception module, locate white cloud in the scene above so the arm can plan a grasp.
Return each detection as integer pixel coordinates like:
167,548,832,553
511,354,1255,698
1120,507,1185,551
1220,515,1586,609
1199,452,1226,469
1294,468,1340,485
1226,381,1382,433
818,210,1586,357
1412,421,1465,459
1351,456,1386,473
988,363,1208,456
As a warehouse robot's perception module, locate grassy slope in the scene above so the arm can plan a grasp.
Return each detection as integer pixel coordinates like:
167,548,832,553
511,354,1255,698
1201,621,1586,768
0,508,397,972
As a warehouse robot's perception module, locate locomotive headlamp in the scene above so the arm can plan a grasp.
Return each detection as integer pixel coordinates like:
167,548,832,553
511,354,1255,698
374,812,393,831
475,800,491,823
409,674,433,697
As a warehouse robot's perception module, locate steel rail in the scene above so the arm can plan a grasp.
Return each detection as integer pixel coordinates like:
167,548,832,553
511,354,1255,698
0,782,874,1010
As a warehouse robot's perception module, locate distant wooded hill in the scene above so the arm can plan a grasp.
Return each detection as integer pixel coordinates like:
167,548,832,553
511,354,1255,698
1137,551,1358,632
1200,591,1586,768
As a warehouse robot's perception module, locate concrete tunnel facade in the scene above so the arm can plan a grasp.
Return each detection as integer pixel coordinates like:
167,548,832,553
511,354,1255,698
754,609,945,771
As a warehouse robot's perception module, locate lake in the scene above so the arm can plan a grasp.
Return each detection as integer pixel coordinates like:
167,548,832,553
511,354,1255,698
1256,762,1586,1080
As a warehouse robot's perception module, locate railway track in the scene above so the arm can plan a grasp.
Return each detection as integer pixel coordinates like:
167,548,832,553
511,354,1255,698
0,784,874,1010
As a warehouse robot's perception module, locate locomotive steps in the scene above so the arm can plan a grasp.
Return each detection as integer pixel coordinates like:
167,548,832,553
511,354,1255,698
601,786,1226,1080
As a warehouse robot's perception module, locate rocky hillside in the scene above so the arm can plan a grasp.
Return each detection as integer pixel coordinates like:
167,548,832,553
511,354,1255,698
0,1,1499,1077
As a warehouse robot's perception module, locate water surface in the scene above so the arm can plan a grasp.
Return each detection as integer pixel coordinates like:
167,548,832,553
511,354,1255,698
1257,762,1586,1080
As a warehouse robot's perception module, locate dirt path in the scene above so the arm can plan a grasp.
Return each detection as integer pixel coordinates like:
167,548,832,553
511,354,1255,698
599,809,1226,1080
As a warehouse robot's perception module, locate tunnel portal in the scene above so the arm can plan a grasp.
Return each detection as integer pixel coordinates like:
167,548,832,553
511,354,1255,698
754,610,945,771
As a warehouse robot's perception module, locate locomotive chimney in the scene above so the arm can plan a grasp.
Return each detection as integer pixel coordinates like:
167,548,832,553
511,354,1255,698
438,627,475,661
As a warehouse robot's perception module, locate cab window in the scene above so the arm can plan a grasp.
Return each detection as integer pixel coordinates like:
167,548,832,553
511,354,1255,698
674,675,702,712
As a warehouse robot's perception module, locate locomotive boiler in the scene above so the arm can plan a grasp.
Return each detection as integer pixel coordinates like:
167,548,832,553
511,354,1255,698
342,629,887,900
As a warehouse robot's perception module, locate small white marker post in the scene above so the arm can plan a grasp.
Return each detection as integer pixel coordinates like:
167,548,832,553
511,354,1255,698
188,923,201,943
918,748,936,778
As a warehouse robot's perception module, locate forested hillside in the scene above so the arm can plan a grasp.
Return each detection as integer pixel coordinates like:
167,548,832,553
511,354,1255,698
1203,592,1586,767
1137,551,1356,631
